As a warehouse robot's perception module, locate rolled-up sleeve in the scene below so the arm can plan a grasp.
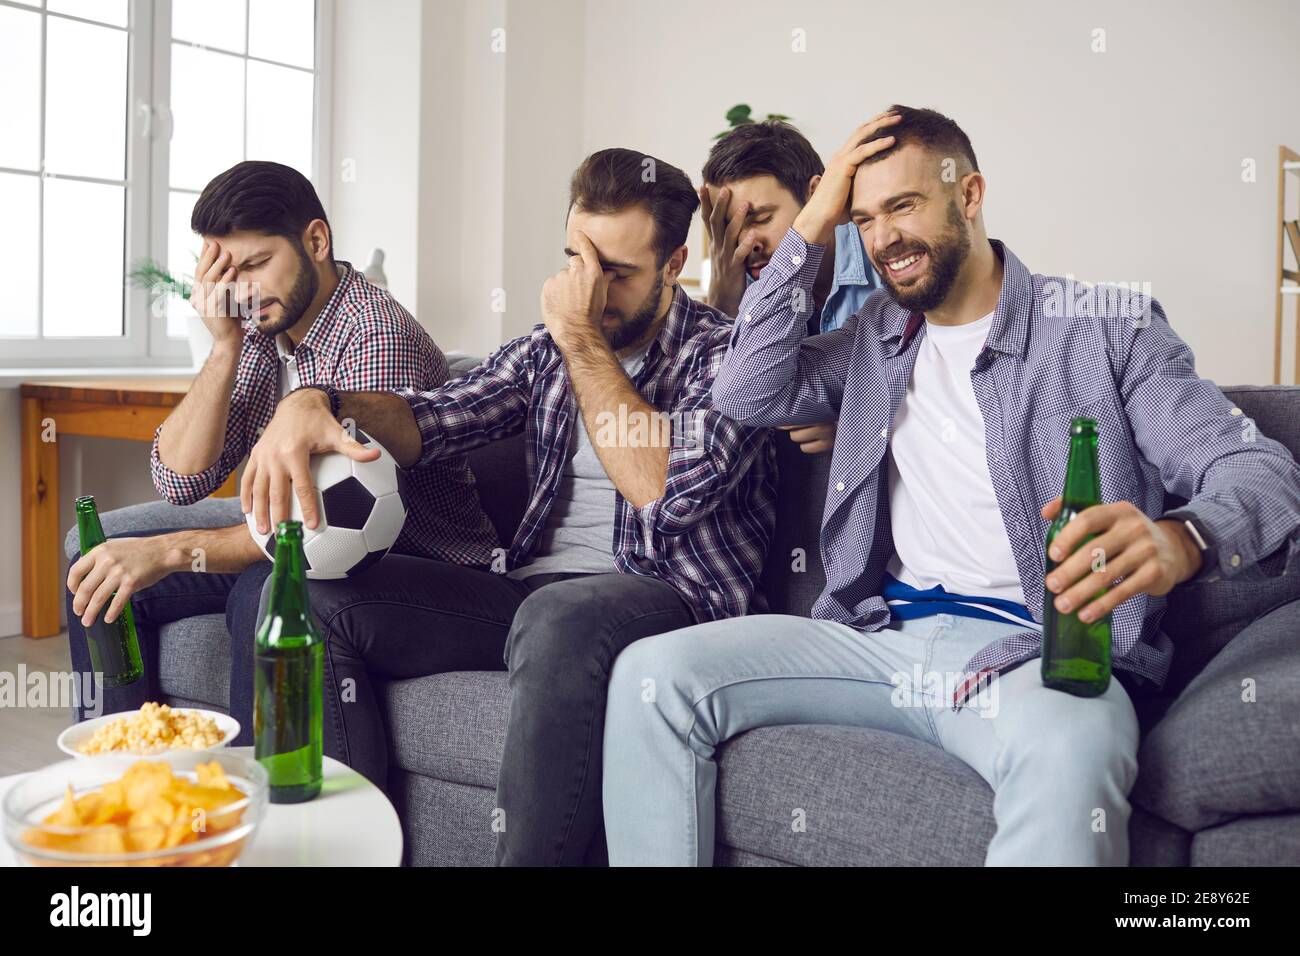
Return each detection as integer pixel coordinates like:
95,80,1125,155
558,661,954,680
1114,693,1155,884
394,334,533,468
1118,298,1300,582
149,417,248,505
635,334,773,543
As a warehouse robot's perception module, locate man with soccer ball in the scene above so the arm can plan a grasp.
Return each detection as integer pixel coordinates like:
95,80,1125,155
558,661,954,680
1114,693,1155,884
242,149,779,866
64,161,498,737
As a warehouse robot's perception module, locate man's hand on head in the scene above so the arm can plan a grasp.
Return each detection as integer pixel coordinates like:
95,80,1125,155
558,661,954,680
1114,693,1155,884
793,110,902,247
189,238,244,346
541,230,612,353
240,386,379,534
1041,497,1203,623
700,185,756,317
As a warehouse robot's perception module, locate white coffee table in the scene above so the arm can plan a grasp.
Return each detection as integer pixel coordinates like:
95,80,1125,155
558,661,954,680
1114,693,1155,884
0,746,403,867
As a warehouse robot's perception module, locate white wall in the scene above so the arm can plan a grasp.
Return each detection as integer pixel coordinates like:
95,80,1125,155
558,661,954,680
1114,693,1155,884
581,0,1300,386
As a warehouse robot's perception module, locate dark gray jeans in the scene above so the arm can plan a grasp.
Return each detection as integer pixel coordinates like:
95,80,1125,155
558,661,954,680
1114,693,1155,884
242,557,694,866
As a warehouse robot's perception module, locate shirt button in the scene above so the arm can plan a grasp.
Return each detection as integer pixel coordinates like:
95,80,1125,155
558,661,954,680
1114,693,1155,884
1230,554,1241,567
835,481,845,493
792,255,803,266
880,427,889,439
1230,408,1243,416
744,312,752,322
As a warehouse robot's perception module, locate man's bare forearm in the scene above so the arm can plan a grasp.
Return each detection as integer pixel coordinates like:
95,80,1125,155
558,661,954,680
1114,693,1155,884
562,331,668,508
336,391,425,467
157,340,242,474
150,523,268,575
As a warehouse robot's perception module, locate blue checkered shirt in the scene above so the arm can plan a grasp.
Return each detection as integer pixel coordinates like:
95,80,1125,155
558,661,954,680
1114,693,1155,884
713,229,1300,708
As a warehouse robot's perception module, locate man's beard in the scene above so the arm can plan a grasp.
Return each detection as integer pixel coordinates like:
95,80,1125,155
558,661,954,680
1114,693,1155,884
877,199,970,313
603,271,664,351
250,243,319,336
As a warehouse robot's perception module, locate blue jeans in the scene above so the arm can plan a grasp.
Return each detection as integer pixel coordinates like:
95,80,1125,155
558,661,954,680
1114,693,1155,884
602,613,1140,866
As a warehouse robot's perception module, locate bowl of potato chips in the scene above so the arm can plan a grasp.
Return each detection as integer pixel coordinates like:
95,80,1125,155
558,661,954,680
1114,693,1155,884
3,750,267,867
58,703,240,758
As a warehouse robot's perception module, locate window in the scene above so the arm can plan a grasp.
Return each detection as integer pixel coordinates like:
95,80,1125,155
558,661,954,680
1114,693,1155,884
0,0,328,365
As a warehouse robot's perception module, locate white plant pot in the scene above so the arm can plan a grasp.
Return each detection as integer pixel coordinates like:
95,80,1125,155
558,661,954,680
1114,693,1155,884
186,313,215,371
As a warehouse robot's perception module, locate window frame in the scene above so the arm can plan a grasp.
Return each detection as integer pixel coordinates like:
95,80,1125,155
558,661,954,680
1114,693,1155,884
1,0,332,368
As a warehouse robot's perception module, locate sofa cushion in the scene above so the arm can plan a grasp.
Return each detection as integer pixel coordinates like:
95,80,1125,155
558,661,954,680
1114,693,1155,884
1132,598,1300,831
385,671,511,789
381,671,1003,866
155,615,230,711
715,723,993,866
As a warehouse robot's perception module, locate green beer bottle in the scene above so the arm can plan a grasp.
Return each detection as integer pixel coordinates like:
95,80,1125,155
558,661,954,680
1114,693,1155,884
74,495,144,687
254,521,323,803
1042,417,1112,696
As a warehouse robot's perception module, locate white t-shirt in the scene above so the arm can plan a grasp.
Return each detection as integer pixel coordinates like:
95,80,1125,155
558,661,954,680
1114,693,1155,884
275,332,301,398
884,312,1026,605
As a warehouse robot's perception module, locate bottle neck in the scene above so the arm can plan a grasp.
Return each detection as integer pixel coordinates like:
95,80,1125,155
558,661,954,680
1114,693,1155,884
1061,429,1101,510
75,501,107,551
262,535,312,640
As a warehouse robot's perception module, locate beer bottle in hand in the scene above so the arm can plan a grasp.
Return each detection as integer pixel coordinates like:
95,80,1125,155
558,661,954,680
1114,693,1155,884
74,495,144,687
255,520,323,803
1042,417,1112,697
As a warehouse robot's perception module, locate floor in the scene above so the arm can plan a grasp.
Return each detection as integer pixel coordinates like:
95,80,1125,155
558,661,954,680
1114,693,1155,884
0,631,75,776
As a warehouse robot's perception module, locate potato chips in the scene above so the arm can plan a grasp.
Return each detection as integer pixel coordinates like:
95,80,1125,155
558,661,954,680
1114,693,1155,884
21,759,249,865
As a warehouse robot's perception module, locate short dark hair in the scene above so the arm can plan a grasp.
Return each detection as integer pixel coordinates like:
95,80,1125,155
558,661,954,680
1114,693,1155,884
568,148,699,266
191,160,333,258
864,105,979,175
702,121,824,205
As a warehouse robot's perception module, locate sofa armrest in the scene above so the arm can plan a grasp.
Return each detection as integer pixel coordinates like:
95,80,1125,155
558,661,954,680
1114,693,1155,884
1132,597,1300,832
63,497,247,560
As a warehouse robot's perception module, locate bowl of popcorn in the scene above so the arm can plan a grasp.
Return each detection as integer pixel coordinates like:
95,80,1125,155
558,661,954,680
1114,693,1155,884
57,702,240,759
4,750,267,867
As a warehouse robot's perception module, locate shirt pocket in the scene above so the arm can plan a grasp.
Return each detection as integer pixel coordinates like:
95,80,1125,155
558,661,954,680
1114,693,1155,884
1030,400,1139,505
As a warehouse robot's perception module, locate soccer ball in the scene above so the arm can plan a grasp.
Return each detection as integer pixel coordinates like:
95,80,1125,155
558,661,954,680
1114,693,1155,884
245,429,408,579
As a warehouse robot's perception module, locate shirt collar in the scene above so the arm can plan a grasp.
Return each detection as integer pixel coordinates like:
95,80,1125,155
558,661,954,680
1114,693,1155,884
876,239,1029,359
830,221,876,289
638,282,699,369
251,260,355,359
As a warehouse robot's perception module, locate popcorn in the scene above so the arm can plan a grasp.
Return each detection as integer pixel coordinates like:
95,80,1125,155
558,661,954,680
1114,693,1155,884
78,703,224,755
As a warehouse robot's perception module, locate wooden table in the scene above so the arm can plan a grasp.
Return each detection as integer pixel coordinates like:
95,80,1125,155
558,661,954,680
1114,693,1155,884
19,377,236,638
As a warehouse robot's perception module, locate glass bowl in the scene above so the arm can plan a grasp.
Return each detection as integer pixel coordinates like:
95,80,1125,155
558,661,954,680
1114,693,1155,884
3,749,267,867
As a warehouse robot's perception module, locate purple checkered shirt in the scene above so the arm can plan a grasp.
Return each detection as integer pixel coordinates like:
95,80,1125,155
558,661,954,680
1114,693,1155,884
151,261,500,567
714,229,1300,709
397,284,778,623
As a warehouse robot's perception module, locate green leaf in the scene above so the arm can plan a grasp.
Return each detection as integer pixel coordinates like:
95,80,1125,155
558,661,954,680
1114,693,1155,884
127,257,193,300
724,103,752,126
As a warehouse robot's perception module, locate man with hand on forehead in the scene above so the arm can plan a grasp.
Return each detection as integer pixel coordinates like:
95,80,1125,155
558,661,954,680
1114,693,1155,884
700,120,882,456
600,106,1300,866
238,148,778,866
64,160,496,733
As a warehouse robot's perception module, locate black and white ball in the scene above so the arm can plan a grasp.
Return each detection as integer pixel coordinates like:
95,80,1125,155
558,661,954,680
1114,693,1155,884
245,429,408,579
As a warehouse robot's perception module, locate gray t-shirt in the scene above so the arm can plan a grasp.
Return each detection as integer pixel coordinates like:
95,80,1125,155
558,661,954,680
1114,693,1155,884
507,340,652,579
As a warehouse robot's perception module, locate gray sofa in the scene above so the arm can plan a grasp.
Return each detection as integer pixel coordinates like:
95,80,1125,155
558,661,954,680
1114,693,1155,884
66,381,1300,866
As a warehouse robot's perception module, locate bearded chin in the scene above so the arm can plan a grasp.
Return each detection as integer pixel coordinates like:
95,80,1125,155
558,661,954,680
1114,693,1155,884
605,274,664,350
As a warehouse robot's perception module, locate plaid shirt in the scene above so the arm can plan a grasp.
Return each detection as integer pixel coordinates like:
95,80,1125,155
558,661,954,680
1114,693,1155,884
715,229,1300,708
151,261,500,566
398,284,778,622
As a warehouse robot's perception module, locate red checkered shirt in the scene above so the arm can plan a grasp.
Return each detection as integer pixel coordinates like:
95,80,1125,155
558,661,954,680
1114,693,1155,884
150,261,500,566
397,284,779,623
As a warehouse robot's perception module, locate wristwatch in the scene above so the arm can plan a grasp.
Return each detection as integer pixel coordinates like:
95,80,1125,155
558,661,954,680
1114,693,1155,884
1164,509,1220,582
294,383,341,419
